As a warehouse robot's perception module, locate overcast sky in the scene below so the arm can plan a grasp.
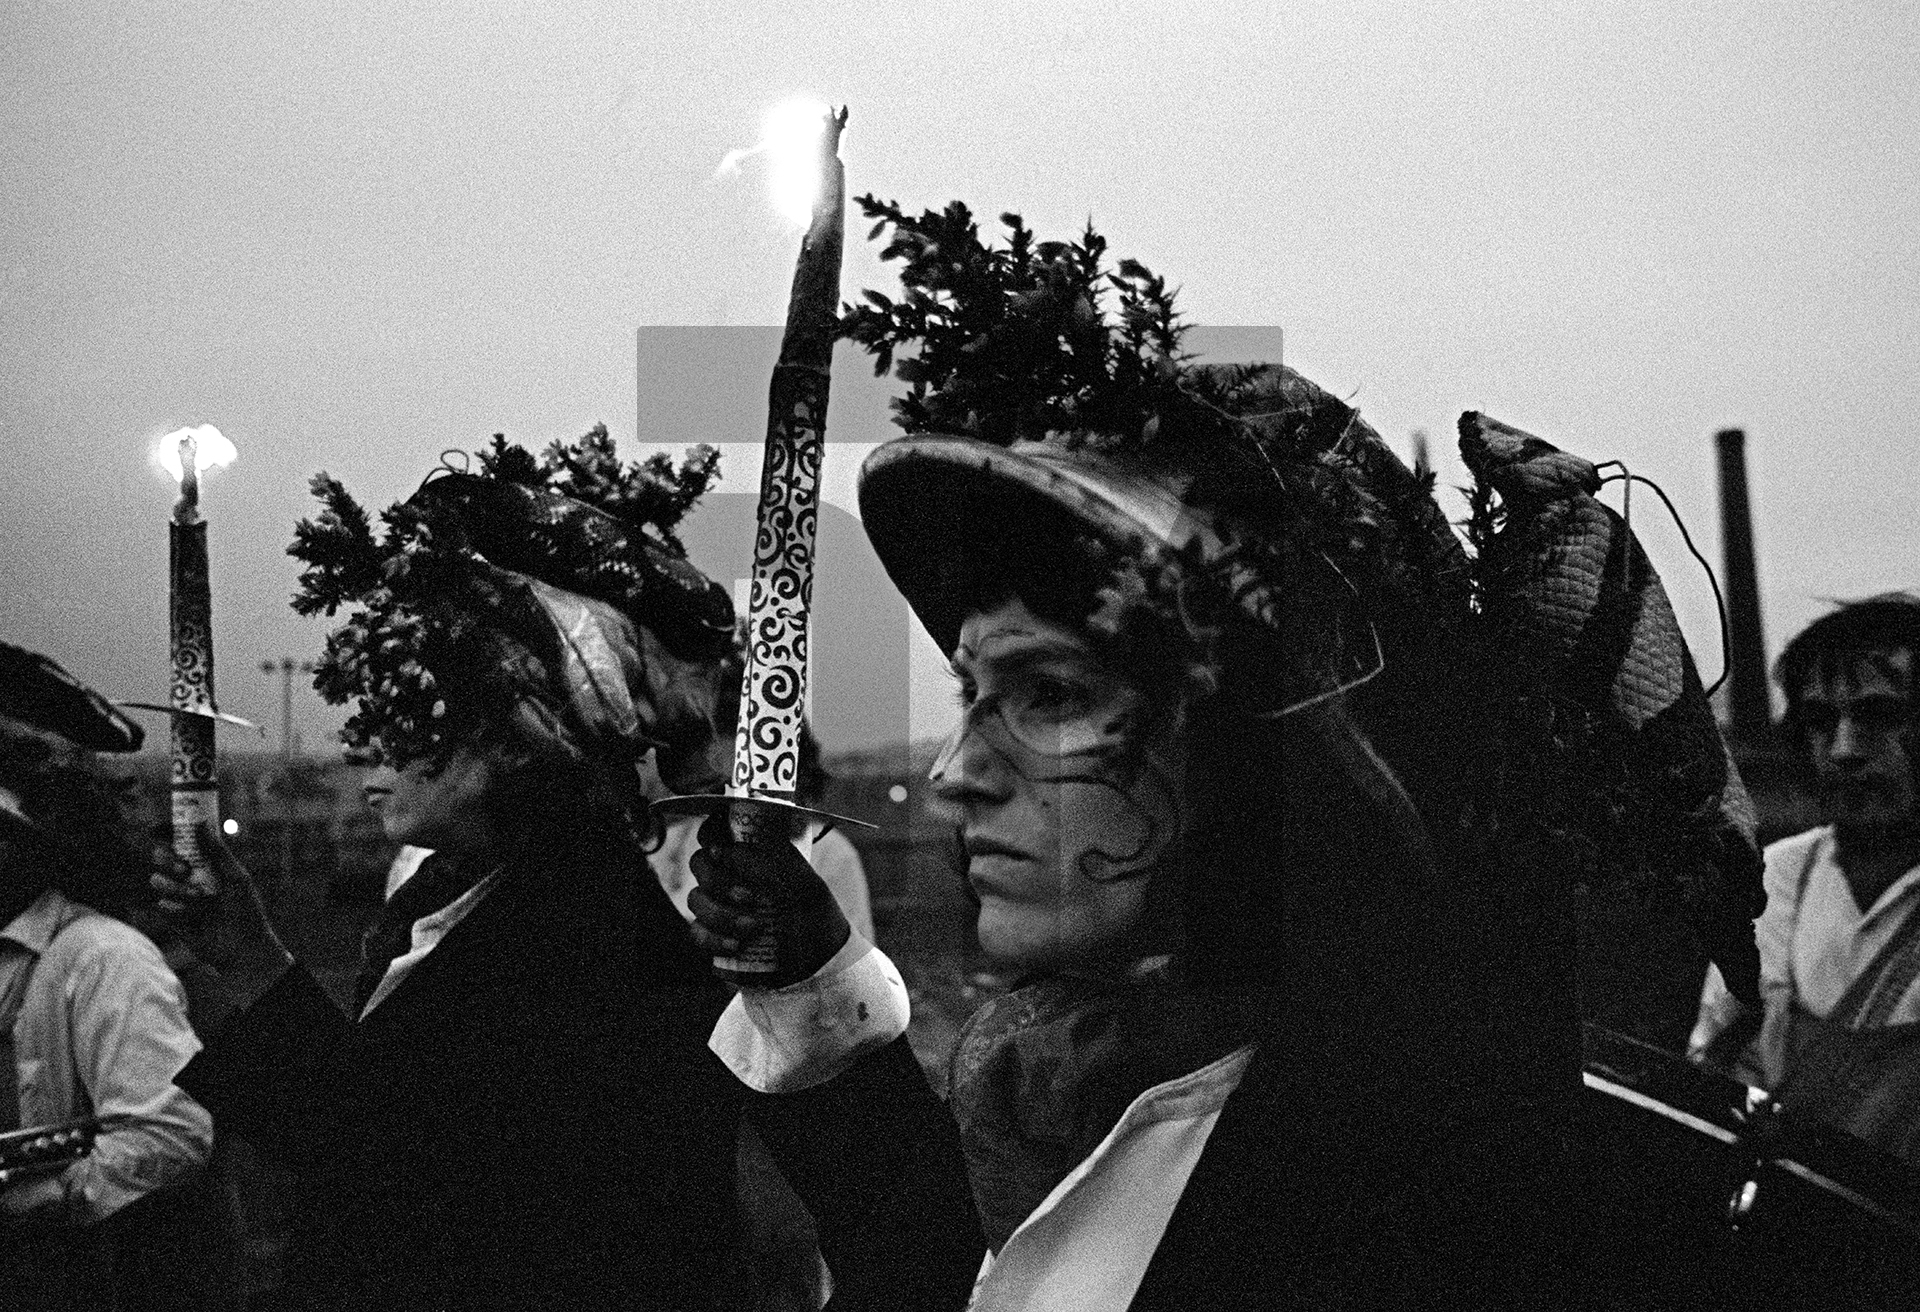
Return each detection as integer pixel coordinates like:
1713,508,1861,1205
4,2,1916,754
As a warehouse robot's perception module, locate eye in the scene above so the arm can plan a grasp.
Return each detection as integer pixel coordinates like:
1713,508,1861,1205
946,668,977,709
1015,675,1093,720
1853,697,1911,732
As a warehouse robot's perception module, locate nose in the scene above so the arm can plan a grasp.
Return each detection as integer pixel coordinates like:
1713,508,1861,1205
928,717,1011,814
1827,714,1870,769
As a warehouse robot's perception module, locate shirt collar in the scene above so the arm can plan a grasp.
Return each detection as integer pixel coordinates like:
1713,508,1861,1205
1,887,80,955
1866,862,1920,922
1814,827,1920,922
413,868,502,936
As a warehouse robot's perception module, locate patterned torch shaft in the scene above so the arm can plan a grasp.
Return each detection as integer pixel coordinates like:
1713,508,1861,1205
169,482,220,877
716,109,845,977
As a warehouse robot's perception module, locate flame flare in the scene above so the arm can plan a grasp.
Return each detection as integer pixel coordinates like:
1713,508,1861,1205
157,424,237,483
716,97,834,227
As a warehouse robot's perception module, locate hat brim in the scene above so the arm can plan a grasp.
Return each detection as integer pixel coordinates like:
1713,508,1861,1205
0,645,144,753
857,434,1233,655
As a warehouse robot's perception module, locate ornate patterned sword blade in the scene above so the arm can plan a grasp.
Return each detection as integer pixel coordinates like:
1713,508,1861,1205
729,108,846,808
170,456,221,875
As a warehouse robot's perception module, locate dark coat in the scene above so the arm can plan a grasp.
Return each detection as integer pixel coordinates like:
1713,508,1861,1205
1126,1047,1582,1311
179,859,980,1311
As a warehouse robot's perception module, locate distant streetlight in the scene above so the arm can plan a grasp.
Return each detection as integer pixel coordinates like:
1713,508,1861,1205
260,657,316,883
260,657,317,760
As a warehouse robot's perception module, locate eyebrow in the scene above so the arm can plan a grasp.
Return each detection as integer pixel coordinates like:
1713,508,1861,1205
951,631,1091,678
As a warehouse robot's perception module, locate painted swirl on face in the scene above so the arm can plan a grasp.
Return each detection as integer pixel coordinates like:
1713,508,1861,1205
938,622,1188,886
983,719,1182,884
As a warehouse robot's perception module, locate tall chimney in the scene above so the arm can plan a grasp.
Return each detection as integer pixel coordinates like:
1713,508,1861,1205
1714,428,1770,744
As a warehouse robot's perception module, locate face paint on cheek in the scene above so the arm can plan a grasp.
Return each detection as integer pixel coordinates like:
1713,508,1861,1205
999,700,1185,886
1054,754,1186,883
968,715,1181,886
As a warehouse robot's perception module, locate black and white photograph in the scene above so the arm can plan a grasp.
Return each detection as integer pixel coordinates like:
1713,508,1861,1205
3,4,1918,1307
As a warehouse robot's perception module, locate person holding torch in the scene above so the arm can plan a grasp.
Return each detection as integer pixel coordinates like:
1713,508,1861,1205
148,424,977,1311
692,200,1767,1309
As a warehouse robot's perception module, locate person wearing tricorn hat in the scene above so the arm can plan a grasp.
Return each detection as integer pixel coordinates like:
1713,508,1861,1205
153,429,979,1311
691,202,1765,1309
0,646,215,1310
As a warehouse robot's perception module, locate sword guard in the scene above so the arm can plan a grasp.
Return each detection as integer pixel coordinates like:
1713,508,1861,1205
117,702,265,735
650,791,877,837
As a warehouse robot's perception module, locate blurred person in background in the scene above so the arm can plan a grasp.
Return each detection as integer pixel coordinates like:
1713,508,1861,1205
1692,594,1920,1161
0,646,221,1311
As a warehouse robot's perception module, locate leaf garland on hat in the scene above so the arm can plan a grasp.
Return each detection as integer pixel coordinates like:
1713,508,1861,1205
289,426,721,765
540,425,718,560
840,196,1471,708
841,198,1199,448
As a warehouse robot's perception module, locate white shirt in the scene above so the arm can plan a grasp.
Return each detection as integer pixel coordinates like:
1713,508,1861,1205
1761,826,1920,1020
383,844,435,900
710,935,912,1092
966,1045,1255,1312
0,889,213,1223
1693,825,1920,1085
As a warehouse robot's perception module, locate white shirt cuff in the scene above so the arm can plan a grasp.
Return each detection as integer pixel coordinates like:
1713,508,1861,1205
709,936,910,1093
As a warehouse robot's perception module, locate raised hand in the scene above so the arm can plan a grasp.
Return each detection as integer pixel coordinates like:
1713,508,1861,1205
149,822,293,1006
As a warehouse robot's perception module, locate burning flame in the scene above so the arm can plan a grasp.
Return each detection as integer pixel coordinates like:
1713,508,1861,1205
716,97,832,227
156,425,237,483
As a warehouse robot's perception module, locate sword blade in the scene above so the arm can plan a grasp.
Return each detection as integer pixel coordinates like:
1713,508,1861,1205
169,514,221,869
729,108,846,804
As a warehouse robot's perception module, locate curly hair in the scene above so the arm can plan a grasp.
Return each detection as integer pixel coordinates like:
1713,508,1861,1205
0,745,146,915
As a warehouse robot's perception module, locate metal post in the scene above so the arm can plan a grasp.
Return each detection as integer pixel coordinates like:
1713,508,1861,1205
1713,429,1770,746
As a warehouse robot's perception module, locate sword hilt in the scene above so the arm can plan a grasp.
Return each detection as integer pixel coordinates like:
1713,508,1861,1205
653,791,871,984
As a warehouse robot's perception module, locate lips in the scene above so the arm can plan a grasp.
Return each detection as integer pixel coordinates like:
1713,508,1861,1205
964,833,1030,862
363,787,393,808
963,834,1033,896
